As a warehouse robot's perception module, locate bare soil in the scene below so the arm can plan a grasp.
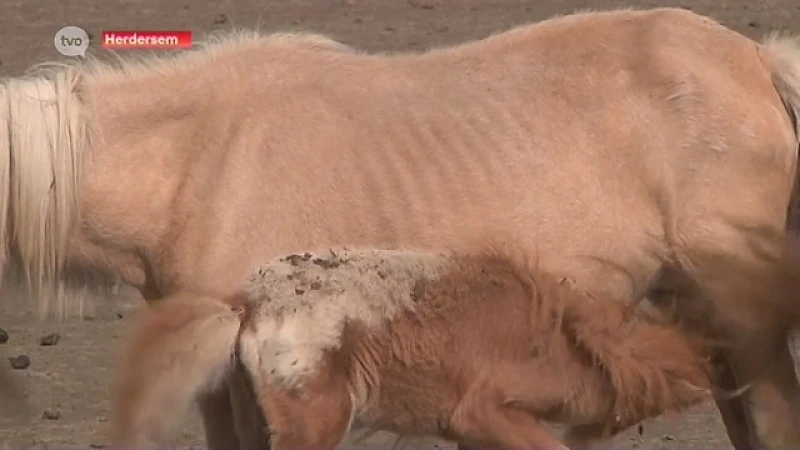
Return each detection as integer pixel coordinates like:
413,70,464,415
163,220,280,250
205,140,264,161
2,0,800,448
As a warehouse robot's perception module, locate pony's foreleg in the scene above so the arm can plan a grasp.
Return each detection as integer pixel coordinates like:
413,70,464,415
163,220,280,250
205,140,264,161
133,289,244,450
252,375,353,450
112,290,243,448
451,403,566,450
198,378,242,450
561,423,611,450
235,331,354,450
564,421,650,450
198,375,268,450
450,382,567,450
228,362,272,449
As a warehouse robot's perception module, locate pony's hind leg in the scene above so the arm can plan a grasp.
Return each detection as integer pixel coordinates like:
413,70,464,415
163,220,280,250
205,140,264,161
562,423,618,450
724,335,800,449
709,354,754,450
452,403,566,449
673,227,800,449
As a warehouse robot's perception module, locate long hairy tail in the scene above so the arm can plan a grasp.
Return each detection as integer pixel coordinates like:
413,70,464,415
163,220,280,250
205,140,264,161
763,34,800,130
110,291,243,446
561,288,712,426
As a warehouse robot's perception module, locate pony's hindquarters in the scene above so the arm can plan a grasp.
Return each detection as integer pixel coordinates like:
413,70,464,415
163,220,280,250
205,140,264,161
110,291,242,446
690,35,800,450
237,325,355,450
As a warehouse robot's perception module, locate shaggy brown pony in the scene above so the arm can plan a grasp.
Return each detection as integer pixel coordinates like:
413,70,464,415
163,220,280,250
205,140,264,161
111,247,713,449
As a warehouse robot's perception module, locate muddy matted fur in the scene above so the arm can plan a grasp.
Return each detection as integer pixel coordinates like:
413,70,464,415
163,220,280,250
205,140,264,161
111,246,713,449
5,6,800,450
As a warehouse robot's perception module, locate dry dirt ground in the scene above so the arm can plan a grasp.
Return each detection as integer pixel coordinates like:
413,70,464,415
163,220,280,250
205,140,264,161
2,0,800,448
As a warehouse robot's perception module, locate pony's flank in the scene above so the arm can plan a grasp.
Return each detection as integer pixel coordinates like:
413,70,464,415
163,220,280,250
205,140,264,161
2,66,87,317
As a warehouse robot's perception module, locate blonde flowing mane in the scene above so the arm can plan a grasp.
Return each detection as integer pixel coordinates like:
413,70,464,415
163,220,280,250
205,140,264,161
1,66,87,317
0,65,86,317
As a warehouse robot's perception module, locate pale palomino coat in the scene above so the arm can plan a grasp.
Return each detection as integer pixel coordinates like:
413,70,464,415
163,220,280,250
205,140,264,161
111,246,713,450
2,6,800,450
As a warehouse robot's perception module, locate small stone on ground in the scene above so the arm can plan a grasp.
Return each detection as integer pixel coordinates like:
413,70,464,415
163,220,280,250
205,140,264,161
42,409,61,421
39,333,61,346
9,354,30,370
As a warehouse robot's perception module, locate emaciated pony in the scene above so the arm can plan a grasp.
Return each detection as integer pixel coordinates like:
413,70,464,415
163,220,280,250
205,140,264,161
3,7,800,450
111,246,713,450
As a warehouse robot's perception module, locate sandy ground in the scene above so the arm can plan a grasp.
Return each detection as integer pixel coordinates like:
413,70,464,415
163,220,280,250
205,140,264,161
2,0,800,448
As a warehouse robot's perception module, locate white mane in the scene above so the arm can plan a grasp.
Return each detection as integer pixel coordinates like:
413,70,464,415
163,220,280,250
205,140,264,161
1,65,86,317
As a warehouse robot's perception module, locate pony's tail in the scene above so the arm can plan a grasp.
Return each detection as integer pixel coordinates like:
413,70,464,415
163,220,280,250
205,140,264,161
110,291,243,446
762,34,800,132
563,290,712,426
0,82,10,278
